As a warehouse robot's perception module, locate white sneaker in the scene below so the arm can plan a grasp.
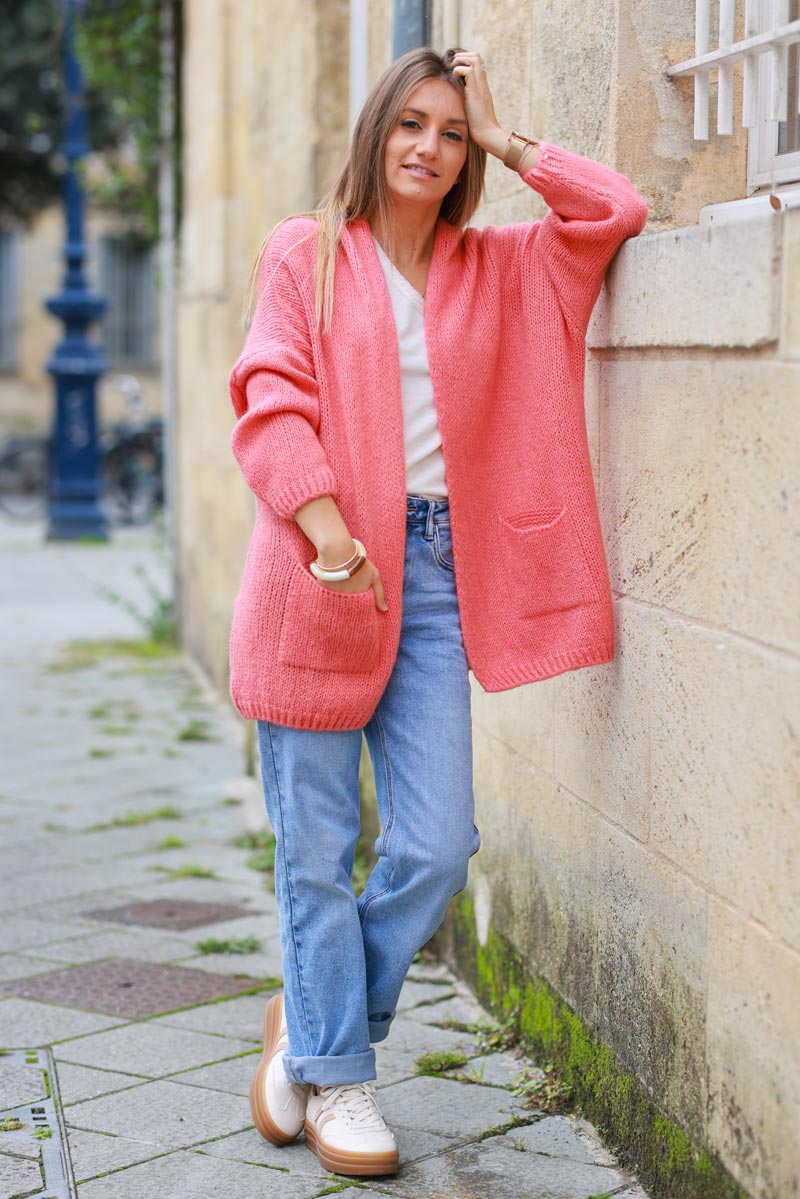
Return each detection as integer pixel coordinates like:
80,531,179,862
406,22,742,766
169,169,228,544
304,1080,400,1176
249,991,310,1146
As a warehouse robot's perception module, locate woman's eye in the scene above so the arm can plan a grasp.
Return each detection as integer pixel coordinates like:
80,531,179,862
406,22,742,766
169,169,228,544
400,119,463,141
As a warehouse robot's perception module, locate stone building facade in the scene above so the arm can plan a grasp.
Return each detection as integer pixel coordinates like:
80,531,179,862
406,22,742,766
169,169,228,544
174,3,800,1196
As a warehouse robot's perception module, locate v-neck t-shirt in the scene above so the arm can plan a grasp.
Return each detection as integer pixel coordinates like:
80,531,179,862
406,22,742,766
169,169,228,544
372,233,447,498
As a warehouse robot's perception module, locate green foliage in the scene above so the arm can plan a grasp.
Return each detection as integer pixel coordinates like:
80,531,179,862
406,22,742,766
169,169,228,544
413,1049,470,1076
510,1061,574,1114
0,0,166,231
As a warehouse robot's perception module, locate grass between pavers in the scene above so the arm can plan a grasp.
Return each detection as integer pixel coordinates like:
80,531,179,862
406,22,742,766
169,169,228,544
148,863,217,880
176,718,215,743
195,936,262,956
46,638,181,673
413,1049,471,1076
154,835,185,850
82,804,183,832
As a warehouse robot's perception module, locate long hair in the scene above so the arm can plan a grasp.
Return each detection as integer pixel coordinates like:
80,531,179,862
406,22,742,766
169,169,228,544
241,46,487,335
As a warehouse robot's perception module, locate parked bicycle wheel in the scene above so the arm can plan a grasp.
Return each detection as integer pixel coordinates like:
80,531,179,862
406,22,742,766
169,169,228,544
0,436,49,521
102,423,164,526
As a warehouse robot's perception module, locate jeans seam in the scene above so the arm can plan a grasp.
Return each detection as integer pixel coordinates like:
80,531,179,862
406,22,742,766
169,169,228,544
265,722,314,1050
358,709,395,927
433,524,455,571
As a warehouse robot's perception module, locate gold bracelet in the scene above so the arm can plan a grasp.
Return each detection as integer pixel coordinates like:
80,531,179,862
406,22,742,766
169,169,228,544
503,129,539,171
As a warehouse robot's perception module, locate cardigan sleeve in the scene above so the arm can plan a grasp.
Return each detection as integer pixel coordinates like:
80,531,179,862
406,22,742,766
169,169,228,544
518,140,648,338
228,225,338,520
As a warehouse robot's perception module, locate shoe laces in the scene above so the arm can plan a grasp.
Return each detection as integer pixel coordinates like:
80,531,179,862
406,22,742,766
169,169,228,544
317,1081,387,1131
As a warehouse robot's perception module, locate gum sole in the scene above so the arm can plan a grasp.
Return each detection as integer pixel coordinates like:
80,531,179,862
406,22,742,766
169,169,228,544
304,1116,400,1176
249,991,300,1147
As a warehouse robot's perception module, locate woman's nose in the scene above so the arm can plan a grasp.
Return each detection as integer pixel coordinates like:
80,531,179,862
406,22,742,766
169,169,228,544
416,128,439,156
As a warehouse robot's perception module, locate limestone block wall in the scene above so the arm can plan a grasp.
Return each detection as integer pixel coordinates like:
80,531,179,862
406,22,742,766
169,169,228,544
451,209,799,1199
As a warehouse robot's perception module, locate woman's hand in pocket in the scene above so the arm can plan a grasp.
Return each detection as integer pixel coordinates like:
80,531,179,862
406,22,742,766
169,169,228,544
313,556,388,611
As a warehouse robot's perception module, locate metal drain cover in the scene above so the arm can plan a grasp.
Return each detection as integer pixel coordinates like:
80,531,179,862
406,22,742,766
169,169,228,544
81,898,255,930
0,1047,73,1198
2,959,268,1018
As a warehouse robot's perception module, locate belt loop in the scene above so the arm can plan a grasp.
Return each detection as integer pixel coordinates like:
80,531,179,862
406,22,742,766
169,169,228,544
424,498,435,539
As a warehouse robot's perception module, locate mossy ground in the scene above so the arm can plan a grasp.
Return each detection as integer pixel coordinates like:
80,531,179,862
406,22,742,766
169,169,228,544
445,891,750,1199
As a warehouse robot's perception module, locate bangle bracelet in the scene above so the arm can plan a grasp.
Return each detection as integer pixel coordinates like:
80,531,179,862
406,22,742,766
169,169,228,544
315,542,360,571
503,129,539,170
310,538,367,582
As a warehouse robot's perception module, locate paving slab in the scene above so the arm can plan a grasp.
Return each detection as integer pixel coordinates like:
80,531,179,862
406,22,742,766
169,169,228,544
56,1021,254,1077
65,1077,251,1147
56,1061,146,1106
358,1138,626,1198
76,1148,325,1198
0,953,68,982
65,1126,166,1183
0,1058,48,1108
197,1126,329,1176
485,1114,599,1162
0,1151,43,1197
376,1075,529,1140
447,1051,527,1088
394,979,458,1010
20,927,205,966
151,991,276,1041
167,1052,260,1096
0,997,125,1047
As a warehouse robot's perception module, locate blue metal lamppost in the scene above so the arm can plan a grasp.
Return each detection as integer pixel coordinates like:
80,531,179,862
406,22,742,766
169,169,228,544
45,0,108,540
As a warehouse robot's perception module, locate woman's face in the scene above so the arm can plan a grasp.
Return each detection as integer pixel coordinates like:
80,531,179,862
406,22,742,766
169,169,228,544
383,77,469,211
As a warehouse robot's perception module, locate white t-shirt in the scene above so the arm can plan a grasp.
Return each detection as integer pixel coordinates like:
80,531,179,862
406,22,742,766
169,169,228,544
372,234,448,498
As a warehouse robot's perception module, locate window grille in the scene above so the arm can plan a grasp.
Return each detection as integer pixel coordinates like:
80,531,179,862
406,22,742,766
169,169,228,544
665,0,800,149
98,235,157,368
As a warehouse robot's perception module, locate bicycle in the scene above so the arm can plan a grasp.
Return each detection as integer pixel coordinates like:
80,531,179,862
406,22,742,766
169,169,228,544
0,376,164,525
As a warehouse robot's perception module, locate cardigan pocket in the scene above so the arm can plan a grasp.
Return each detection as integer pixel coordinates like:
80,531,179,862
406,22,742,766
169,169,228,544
277,560,381,673
498,505,600,616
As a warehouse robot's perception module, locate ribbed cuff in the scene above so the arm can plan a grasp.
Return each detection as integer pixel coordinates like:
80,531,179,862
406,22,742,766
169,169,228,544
269,464,338,520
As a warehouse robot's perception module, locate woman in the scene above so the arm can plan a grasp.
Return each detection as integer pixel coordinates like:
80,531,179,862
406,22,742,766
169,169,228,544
228,45,648,1178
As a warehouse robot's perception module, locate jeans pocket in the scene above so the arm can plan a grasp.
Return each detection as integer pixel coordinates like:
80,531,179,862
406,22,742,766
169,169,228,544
433,522,455,571
277,561,381,672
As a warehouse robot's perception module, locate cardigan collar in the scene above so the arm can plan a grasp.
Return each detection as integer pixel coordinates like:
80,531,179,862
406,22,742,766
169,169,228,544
344,214,463,312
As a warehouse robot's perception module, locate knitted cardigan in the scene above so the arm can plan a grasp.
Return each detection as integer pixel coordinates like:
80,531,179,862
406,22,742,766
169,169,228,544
228,140,649,730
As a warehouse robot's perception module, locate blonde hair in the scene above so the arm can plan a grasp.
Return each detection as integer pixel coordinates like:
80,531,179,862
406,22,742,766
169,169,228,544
240,46,487,336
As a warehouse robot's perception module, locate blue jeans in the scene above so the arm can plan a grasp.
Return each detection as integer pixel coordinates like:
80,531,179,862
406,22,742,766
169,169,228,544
257,494,481,1086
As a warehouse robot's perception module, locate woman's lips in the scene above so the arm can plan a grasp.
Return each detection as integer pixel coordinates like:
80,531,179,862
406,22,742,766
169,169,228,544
403,164,438,178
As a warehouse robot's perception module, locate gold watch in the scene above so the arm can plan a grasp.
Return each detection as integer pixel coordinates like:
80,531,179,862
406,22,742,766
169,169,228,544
503,129,539,170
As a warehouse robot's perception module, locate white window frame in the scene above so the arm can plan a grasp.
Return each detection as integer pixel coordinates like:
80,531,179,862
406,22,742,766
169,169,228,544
665,0,800,194
748,0,800,188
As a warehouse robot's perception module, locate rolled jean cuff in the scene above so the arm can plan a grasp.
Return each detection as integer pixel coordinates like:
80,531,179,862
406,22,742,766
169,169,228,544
368,1012,395,1044
282,1047,376,1086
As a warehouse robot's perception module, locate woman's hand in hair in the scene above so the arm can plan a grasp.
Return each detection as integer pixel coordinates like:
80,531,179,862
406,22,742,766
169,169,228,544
449,50,502,147
313,558,388,612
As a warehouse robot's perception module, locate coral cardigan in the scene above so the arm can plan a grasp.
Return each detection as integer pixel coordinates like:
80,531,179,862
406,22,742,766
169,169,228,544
228,140,649,730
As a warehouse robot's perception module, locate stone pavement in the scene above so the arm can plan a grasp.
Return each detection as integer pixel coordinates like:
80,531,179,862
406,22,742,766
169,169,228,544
0,514,651,1199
